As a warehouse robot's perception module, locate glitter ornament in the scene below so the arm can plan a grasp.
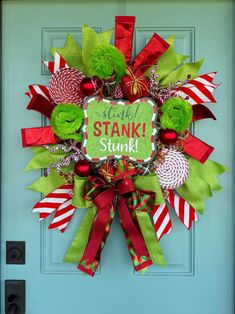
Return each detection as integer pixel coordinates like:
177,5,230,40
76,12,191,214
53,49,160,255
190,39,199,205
74,160,92,177
121,67,149,102
155,148,189,189
49,68,85,106
80,78,97,96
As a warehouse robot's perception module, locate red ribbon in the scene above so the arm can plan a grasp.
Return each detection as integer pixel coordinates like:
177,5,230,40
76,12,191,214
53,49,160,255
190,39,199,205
27,94,55,120
78,176,152,276
131,33,170,74
181,133,214,163
115,16,169,75
192,105,216,122
78,189,114,277
21,126,57,147
115,16,136,64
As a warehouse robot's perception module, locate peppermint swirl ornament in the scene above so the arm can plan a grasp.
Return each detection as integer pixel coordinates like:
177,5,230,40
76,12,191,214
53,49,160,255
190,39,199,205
49,68,85,106
155,148,189,189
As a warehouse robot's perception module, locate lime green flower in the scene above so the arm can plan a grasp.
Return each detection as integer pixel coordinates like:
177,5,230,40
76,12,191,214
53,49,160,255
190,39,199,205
87,44,126,82
51,103,84,142
160,97,193,133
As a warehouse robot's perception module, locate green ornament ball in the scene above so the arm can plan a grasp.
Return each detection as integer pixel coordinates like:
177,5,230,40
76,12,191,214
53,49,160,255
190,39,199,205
87,44,126,82
51,103,84,142
160,97,193,133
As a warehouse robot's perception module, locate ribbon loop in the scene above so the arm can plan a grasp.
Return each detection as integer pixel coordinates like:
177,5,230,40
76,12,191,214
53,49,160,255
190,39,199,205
93,188,115,209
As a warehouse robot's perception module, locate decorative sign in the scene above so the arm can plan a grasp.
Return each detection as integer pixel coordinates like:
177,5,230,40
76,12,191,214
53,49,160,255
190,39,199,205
82,97,157,162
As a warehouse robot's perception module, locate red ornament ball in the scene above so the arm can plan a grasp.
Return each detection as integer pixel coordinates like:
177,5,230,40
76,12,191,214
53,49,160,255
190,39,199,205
80,78,96,96
159,129,178,145
74,160,92,177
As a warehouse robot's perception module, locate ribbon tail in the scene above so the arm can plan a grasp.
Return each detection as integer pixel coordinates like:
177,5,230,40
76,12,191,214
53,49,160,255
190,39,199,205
49,199,75,233
27,94,54,120
78,203,113,276
32,184,73,221
21,126,57,147
173,72,219,105
176,158,226,214
64,206,96,264
115,16,136,64
192,104,216,122
131,33,170,74
167,190,198,230
136,211,167,267
72,176,88,208
43,50,69,74
182,133,214,163
152,202,172,240
118,197,152,272
27,84,52,101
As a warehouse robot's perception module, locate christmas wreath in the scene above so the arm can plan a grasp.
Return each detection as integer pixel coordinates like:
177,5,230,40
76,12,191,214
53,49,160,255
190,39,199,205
22,16,225,276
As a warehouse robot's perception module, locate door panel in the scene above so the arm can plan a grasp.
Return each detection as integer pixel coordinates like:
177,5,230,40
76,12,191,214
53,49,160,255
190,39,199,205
2,1,234,314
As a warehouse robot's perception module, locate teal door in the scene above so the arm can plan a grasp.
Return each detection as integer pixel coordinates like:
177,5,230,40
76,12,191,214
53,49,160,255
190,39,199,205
2,1,234,313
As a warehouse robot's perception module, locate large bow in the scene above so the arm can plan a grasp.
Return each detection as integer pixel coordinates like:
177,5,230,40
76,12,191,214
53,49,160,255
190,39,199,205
65,171,166,276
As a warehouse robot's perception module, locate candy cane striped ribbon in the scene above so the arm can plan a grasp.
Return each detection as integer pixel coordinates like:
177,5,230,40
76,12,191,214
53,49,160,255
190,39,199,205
32,184,75,233
152,190,198,240
152,202,172,241
172,72,219,105
43,50,69,74
167,190,198,229
25,84,51,101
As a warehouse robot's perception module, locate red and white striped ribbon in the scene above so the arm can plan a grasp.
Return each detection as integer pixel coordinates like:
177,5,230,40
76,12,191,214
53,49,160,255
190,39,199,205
48,199,75,233
43,50,69,74
152,190,198,240
25,84,51,101
172,72,219,105
32,184,75,232
152,202,172,240
167,190,198,230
